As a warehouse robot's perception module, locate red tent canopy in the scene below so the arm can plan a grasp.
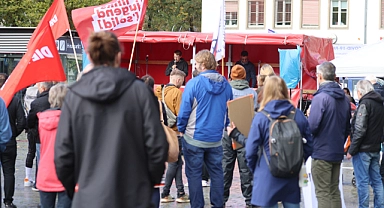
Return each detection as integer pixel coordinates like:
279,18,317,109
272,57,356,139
118,31,334,90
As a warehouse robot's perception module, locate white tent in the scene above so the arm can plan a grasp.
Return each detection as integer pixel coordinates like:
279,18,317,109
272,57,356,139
331,41,384,77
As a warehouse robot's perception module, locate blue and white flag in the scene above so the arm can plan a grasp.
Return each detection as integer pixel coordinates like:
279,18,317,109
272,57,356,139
210,0,225,61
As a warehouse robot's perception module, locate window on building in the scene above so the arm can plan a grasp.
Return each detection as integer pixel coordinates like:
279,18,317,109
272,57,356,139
302,0,319,27
331,0,348,27
248,0,265,27
226,1,238,27
381,0,384,28
275,0,292,27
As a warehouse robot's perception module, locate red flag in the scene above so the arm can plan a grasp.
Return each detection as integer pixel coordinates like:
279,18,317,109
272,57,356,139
0,24,66,107
72,0,148,49
28,0,70,47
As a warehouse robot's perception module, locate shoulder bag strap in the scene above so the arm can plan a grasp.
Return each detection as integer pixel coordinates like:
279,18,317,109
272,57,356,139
158,100,164,123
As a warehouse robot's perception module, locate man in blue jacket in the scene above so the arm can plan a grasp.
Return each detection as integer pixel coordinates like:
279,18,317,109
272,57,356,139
178,49,233,208
308,62,351,208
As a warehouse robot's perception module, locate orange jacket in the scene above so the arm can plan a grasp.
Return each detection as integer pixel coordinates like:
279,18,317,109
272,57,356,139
155,84,182,132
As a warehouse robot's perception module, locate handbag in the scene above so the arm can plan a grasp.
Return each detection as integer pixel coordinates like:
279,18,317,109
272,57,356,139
158,100,179,162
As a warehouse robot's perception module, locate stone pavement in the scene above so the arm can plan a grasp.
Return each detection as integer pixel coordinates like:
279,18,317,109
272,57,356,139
5,133,372,207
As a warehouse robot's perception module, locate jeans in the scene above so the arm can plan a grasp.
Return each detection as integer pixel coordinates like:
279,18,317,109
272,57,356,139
151,188,160,208
182,138,223,208
202,162,210,181
162,137,185,198
222,134,253,205
39,191,71,208
263,202,300,208
352,152,383,208
0,144,16,204
311,159,341,208
35,143,41,186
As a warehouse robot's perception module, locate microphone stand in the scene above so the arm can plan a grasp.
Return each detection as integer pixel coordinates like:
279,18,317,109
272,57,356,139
146,55,149,75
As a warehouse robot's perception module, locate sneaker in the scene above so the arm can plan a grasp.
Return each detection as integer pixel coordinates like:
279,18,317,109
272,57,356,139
24,178,34,187
176,194,190,203
4,202,17,208
160,195,175,203
31,184,39,192
202,180,210,187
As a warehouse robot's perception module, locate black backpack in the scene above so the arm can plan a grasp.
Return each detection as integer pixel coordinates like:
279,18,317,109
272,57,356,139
260,109,304,178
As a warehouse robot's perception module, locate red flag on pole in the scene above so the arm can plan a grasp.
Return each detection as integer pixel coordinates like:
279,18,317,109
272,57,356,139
0,24,66,107
72,0,148,49
28,0,70,47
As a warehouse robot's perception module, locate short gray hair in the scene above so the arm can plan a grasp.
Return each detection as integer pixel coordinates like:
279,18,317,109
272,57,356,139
48,83,68,108
317,62,336,81
356,80,374,97
38,81,54,91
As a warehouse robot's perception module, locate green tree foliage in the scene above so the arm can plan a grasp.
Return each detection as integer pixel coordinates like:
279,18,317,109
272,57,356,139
143,0,201,32
0,0,201,32
0,0,109,28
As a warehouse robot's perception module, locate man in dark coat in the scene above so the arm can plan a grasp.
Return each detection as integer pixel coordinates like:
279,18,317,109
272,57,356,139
165,50,189,77
308,62,351,208
0,74,25,208
234,51,257,88
54,66,168,208
26,81,54,191
346,80,384,208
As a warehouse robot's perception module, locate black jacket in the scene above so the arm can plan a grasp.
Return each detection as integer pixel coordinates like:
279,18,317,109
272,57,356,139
54,66,168,208
349,91,384,155
6,96,26,146
165,58,189,77
27,90,50,143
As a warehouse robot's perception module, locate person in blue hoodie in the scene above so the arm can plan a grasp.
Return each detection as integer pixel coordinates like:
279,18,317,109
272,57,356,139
308,62,351,208
177,49,233,208
245,76,313,208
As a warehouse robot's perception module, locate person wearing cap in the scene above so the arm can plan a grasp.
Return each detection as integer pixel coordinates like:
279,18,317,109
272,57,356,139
257,64,276,106
234,51,257,88
222,65,257,208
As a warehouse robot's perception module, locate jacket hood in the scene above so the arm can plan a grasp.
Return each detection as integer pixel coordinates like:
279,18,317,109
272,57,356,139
262,100,294,119
37,110,61,131
314,81,345,99
70,66,136,103
200,70,228,95
155,84,178,100
230,80,250,90
360,90,384,103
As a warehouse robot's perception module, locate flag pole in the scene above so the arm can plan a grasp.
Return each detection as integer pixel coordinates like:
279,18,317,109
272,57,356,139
221,58,224,76
128,17,141,72
68,29,81,74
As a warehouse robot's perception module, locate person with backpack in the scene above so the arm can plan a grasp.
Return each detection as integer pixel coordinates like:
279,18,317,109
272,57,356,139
245,76,313,208
308,62,351,208
154,69,190,203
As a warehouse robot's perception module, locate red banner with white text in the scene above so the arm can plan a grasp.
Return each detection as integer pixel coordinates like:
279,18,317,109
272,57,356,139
72,0,148,49
0,24,66,107
28,0,70,48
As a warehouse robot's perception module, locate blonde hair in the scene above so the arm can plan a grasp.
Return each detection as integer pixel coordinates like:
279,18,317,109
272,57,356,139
260,64,275,76
258,64,276,87
195,50,217,70
258,76,291,111
48,83,68,108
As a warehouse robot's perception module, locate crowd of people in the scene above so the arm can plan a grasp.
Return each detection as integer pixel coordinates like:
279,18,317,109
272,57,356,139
0,30,382,208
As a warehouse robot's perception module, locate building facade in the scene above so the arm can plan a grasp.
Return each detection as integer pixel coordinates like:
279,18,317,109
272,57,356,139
202,0,384,45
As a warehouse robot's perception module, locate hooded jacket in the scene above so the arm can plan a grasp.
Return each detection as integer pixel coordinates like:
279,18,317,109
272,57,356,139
54,66,168,208
36,109,64,192
349,91,384,155
155,84,182,132
245,100,313,206
308,81,351,162
230,79,258,109
177,70,233,147
27,90,50,143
